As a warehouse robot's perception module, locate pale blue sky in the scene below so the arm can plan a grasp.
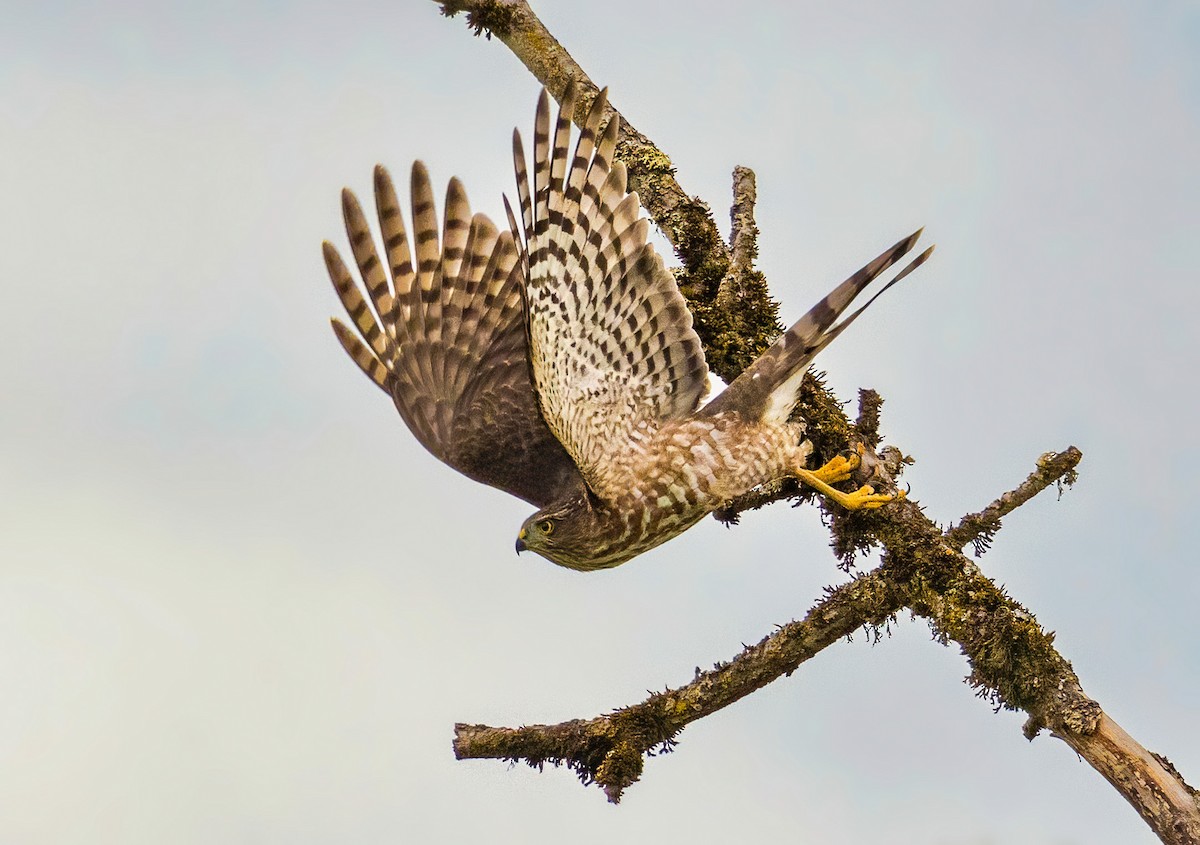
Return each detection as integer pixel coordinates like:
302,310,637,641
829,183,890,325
2,2,1198,843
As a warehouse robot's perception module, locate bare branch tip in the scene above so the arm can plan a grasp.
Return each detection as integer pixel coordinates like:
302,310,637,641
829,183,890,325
946,446,1083,553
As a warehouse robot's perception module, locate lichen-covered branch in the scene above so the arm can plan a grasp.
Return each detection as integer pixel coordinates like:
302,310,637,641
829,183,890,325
708,165,785,375
864,488,1200,844
725,165,759,284
455,436,1199,837
434,3,1199,841
715,165,765,318
945,447,1083,555
455,568,905,802
435,0,715,263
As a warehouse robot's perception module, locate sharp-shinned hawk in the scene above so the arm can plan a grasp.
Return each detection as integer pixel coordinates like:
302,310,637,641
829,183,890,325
324,84,932,571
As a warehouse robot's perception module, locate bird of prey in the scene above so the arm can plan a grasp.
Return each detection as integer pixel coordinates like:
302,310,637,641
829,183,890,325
324,84,932,571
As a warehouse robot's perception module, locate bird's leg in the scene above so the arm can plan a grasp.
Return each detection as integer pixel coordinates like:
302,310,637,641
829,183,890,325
794,445,904,510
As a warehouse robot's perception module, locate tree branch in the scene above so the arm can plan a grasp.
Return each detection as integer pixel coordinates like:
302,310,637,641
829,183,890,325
716,165,759,308
1058,716,1200,844
438,0,718,264
456,569,905,803
433,3,1199,841
945,447,1082,554
455,437,1199,837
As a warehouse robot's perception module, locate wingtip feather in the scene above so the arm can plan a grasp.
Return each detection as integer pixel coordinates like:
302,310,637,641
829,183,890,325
373,163,393,195
321,239,346,277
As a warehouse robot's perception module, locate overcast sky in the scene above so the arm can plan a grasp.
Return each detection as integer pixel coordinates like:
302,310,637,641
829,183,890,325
2,2,1198,843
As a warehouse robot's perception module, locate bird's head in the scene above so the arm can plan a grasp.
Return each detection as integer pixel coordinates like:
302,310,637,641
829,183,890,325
515,497,632,572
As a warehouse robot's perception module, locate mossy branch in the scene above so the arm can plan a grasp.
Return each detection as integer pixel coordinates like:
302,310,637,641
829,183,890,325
456,568,904,802
945,447,1082,554
434,2,1200,841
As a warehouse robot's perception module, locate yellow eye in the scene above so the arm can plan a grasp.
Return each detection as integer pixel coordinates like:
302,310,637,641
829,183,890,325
539,520,554,535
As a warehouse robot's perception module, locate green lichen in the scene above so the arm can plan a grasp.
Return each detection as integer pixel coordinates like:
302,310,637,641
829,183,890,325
618,143,676,180
922,575,1068,715
594,740,644,800
855,388,885,448
674,255,783,382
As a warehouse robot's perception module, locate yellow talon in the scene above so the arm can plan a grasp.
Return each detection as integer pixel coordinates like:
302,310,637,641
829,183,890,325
808,444,864,484
793,445,903,511
838,484,906,510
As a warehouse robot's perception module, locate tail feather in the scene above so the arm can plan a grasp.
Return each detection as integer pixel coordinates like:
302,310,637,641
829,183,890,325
700,229,931,425
808,243,935,360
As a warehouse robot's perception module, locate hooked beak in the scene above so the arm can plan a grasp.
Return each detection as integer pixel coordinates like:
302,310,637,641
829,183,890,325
515,529,527,554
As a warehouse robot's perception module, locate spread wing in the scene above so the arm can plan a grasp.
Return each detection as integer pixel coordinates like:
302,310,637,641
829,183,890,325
325,163,585,507
509,85,710,499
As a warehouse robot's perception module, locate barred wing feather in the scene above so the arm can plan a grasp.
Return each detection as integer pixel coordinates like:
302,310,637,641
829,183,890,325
511,85,710,498
325,163,584,507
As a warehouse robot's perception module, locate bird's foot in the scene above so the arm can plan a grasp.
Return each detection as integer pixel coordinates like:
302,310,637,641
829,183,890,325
794,445,905,511
807,444,863,484
828,483,905,510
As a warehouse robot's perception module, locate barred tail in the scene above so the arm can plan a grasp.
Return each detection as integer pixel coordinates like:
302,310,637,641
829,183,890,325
700,230,933,425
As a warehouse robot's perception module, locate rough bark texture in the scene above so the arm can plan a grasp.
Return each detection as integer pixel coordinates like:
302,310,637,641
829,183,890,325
436,2,1199,840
